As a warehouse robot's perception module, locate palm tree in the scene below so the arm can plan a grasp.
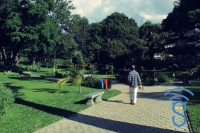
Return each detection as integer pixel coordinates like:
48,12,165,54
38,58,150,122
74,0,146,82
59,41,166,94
55,51,87,93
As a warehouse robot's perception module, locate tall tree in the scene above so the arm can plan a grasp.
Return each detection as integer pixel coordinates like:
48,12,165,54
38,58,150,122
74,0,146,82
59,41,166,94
100,12,144,68
0,0,56,71
162,0,200,63
87,22,103,63
162,0,200,33
139,21,168,60
69,15,90,63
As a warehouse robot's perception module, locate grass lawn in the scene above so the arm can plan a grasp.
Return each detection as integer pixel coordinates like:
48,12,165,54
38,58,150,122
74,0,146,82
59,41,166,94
0,74,121,133
184,80,200,133
94,74,116,79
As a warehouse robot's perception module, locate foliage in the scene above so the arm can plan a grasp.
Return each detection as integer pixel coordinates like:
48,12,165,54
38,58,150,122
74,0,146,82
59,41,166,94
162,0,200,33
0,75,120,133
172,63,179,71
139,21,168,60
0,84,14,119
2,71,20,76
100,12,144,67
162,0,200,62
55,71,67,78
105,64,114,74
70,15,91,62
82,75,100,88
55,51,87,93
157,74,168,83
87,22,103,62
0,0,57,70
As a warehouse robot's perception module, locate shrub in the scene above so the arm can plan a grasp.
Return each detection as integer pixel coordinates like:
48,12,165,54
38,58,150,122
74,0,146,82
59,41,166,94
46,70,55,76
82,75,100,88
55,71,68,78
172,63,179,71
145,77,155,85
0,84,14,119
2,71,20,76
157,74,168,83
118,75,128,84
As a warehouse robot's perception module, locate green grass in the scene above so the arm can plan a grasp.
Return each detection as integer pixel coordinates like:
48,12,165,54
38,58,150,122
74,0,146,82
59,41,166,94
0,74,121,133
184,81,200,133
94,74,116,79
29,67,68,76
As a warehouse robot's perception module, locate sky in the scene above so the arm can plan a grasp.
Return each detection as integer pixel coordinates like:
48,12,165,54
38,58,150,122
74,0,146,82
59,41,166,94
71,0,175,27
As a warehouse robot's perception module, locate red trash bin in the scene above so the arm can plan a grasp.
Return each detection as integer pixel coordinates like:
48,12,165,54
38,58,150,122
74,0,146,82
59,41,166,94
103,78,108,89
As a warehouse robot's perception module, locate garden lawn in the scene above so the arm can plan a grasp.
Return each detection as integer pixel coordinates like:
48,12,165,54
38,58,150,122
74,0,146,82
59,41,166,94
95,74,116,79
184,80,200,133
0,74,121,133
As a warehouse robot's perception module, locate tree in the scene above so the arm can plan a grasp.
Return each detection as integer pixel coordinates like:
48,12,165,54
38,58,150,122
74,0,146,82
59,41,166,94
100,12,144,69
139,21,168,61
87,22,103,63
162,0,200,33
25,17,59,69
0,0,56,71
50,0,76,72
56,51,87,93
162,0,200,63
69,15,90,63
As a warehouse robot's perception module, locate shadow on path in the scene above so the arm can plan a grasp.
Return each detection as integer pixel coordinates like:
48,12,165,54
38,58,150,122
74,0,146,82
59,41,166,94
15,98,187,133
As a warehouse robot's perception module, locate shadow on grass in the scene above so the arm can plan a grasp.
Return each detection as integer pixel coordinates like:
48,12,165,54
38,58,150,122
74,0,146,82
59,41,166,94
3,83,25,98
30,88,70,94
8,76,73,84
8,76,63,84
15,98,75,118
183,89,200,104
16,98,186,133
74,99,88,104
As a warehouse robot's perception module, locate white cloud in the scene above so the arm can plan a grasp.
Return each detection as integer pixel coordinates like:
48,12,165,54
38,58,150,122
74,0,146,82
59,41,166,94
71,0,175,26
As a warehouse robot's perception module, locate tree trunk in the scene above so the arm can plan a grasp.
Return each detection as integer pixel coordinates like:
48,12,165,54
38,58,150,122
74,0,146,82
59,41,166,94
52,49,56,73
79,85,82,93
15,55,22,65
32,58,36,70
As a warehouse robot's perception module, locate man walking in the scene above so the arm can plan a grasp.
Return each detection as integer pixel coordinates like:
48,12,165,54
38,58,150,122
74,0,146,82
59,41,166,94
128,65,142,105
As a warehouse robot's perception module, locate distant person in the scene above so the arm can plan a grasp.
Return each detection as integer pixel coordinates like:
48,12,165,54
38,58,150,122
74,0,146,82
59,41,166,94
128,65,142,105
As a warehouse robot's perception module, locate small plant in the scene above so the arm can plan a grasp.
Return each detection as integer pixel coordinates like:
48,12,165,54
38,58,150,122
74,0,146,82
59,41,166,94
55,71,67,78
157,74,168,83
145,77,155,85
0,84,14,119
105,64,114,75
82,75,100,88
46,70,55,75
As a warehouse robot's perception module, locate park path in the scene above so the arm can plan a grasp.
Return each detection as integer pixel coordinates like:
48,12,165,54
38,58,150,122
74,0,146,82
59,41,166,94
34,81,190,133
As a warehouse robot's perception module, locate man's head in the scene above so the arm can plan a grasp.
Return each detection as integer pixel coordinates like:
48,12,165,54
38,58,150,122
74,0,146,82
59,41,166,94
132,65,135,70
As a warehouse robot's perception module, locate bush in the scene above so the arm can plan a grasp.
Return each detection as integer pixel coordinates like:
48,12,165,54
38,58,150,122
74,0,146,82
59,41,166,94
157,74,168,83
0,84,14,119
2,71,20,76
82,75,100,88
172,63,178,70
145,77,155,85
118,75,128,84
46,70,55,76
55,71,68,78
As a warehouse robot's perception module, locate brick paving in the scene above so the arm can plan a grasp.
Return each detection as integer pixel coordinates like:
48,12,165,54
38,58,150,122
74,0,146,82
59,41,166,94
34,82,190,133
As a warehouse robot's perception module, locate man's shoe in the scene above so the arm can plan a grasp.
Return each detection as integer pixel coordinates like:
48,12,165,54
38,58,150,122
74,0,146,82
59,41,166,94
130,100,133,104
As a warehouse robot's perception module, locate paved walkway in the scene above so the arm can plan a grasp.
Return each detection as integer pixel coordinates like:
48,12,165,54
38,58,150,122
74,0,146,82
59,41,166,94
34,82,190,133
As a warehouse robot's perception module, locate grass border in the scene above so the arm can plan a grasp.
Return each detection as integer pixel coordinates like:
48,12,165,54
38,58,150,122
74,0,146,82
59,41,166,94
184,109,194,133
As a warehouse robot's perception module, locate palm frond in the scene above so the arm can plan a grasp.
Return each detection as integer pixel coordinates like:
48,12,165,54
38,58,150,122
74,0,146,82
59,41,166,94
55,76,70,89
